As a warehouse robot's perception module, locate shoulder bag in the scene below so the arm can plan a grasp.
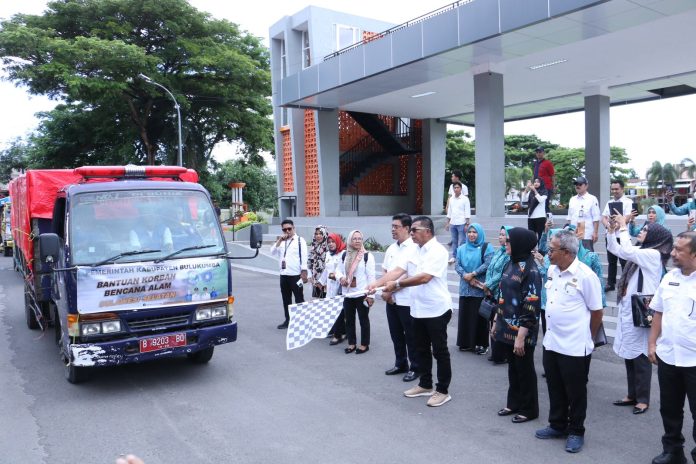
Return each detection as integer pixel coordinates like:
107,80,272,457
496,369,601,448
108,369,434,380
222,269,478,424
630,270,654,328
478,295,498,321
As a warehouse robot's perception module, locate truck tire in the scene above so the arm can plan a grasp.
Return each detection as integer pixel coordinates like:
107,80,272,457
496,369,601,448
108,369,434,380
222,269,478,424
65,363,90,384
24,287,39,330
3,246,10,257
187,346,214,364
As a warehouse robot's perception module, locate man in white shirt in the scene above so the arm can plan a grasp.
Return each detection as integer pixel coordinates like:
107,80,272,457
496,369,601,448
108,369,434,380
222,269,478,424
536,229,603,454
648,231,696,464
269,219,308,329
381,213,419,382
445,182,471,264
566,176,601,251
368,216,453,407
447,170,469,197
601,179,634,291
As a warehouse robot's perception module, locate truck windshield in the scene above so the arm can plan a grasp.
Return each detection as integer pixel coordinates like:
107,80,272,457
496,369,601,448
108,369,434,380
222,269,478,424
69,189,225,265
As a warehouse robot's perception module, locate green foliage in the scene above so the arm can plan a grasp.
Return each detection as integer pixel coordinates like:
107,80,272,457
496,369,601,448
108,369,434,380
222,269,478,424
0,139,30,183
444,130,475,205
363,236,386,252
681,158,696,178
212,159,277,211
0,0,273,172
504,135,560,169
505,166,533,195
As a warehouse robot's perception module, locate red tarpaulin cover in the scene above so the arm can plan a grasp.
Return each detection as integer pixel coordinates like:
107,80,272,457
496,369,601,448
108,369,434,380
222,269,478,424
9,167,198,272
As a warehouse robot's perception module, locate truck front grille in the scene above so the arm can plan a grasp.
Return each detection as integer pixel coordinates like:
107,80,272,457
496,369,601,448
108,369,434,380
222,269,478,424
126,312,190,332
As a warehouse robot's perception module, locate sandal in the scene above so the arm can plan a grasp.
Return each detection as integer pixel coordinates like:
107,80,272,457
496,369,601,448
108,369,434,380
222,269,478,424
344,345,356,354
497,408,515,416
511,414,534,423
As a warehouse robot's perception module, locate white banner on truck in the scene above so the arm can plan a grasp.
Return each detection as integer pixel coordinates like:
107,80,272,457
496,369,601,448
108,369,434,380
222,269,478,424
76,257,229,313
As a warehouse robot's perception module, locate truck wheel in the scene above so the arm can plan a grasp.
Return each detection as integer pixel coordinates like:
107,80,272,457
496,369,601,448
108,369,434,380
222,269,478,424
187,346,214,364
24,289,39,330
3,246,10,257
65,363,90,384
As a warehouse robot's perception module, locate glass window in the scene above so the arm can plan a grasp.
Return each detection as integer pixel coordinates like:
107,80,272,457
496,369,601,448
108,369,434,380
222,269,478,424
335,24,360,51
69,190,225,265
302,31,311,69
279,39,287,78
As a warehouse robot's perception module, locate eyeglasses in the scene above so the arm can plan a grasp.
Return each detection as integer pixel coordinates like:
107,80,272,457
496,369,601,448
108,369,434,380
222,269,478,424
282,227,293,232
410,227,428,233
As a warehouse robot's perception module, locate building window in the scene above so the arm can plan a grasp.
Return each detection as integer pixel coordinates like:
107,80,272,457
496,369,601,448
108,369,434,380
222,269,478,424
334,24,360,51
280,39,287,78
281,108,288,127
302,31,311,69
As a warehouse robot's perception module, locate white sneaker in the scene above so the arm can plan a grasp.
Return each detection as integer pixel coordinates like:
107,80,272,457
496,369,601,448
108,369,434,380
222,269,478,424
404,385,434,397
427,391,452,407
448,257,455,264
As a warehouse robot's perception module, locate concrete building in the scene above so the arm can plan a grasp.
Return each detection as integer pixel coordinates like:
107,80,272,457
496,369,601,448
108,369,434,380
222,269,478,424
269,0,696,219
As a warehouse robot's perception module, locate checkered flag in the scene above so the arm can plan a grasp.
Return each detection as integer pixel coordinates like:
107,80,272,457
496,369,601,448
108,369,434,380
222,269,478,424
286,289,380,350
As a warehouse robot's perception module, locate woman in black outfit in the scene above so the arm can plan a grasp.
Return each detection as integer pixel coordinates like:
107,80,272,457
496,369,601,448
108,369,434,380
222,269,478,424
493,227,542,424
524,178,548,243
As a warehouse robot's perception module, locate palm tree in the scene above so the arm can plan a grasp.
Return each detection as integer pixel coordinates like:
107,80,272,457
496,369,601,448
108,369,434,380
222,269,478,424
681,157,696,179
646,161,678,206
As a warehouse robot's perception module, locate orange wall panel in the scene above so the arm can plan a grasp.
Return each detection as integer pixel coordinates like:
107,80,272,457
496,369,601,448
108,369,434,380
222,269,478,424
304,110,321,216
281,127,294,192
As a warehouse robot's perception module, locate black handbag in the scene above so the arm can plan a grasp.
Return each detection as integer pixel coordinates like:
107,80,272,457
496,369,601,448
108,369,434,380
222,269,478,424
631,270,654,328
478,296,498,321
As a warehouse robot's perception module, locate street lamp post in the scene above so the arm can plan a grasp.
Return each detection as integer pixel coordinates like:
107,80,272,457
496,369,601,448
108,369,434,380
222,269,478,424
138,73,183,166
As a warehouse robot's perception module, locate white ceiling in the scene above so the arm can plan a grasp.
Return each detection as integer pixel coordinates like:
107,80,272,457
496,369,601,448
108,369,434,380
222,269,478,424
290,0,696,124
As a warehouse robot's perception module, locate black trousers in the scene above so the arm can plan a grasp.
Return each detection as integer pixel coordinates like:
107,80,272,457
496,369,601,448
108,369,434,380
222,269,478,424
625,354,652,405
386,302,418,371
657,357,696,453
280,274,304,323
414,310,452,394
457,296,488,349
330,309,345,337
344,297,370,346
606,237,626,286
502,343,539,419
543,348,592,436
528,217,546,243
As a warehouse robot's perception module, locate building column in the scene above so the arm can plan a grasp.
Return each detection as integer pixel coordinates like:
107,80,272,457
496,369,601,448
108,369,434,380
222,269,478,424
317,109,340,216
474,71,505,218
584,92,610,210
290,108,306,217
422,119,447,215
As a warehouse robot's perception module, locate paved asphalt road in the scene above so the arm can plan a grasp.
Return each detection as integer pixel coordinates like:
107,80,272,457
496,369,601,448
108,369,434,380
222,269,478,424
0,255,690,464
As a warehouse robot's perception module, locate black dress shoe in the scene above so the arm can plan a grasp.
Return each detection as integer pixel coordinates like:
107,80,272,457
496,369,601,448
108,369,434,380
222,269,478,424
512,414,536,423
355,346,369,354
497,408,516,416
633,405,649,414
613,399,637,406
402,371,419,382
651,451,687,464
277,322,289,329
385,366,408,375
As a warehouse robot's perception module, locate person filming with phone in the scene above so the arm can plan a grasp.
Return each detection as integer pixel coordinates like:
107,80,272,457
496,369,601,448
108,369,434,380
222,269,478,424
601,179,635,292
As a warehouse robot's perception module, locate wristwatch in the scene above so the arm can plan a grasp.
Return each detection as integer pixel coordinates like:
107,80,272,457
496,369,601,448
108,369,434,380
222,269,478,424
395,280,401,289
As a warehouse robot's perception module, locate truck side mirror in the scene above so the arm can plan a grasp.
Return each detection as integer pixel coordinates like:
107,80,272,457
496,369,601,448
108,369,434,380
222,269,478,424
39,233,60,264
249,224,263,249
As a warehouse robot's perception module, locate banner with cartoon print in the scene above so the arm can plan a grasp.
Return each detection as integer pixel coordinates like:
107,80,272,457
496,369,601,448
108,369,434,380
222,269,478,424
76,257,228,313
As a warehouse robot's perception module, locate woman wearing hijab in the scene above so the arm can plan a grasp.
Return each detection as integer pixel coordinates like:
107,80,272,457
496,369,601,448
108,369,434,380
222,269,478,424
307,225,329,298
483,226,512,364
523,178,548,242
493,227,542,424
320,233,347,345
629,205,666,237
606,215,673,415
455,223,494,355
336,230,376,354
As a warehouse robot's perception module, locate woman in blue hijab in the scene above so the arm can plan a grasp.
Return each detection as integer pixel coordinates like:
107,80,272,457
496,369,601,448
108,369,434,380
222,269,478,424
455,223,495,354
629,204,665,237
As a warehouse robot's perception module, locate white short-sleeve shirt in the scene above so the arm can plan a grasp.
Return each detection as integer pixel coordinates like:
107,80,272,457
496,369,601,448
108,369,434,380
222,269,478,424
396,237,451,318
567,193,601,240
602,195,634,219
650,268,696,367
543,258,603,356
383,238,415,306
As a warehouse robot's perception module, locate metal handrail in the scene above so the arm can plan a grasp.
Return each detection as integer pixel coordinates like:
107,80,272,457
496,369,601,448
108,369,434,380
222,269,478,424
323,1,473,61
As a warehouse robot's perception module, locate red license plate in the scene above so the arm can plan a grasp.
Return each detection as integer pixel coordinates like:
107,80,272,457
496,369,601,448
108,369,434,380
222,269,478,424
139,333,187,353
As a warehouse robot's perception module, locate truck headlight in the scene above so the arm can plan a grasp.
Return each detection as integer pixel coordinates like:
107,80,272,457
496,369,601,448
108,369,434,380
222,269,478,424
196,306,226,321
81,323,101,336
101,320,122,334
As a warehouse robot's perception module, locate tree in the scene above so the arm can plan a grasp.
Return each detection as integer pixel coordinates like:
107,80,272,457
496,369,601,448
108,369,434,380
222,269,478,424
0,0,273,174
646,161,678,206
213,159,277,212
444,130,476,206
504,166,532,196
504,134,560,169
0,139,30,183
681,157,696,178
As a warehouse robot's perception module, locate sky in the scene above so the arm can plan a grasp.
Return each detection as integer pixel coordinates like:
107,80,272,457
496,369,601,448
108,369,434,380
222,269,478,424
1,0,695,179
